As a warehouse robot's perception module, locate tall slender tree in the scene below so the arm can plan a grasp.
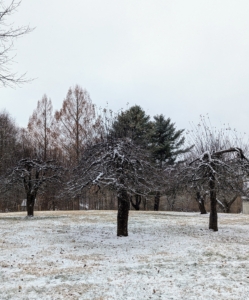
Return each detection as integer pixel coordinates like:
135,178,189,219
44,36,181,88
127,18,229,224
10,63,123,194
27,95,54,161
0,110,19,171
55,85,102,166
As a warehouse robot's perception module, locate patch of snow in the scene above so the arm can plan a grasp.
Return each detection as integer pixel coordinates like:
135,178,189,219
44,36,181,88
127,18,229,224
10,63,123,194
0,210,249,299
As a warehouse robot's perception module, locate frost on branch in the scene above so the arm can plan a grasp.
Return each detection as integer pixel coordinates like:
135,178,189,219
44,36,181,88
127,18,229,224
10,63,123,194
178,147,249,231
69,137,158,236
7,158,63,216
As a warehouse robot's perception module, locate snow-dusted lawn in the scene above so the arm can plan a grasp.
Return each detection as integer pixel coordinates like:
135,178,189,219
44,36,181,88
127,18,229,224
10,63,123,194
1,211,249,300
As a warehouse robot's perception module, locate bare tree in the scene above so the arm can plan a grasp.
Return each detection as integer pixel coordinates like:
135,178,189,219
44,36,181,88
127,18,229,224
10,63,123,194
0,110,18,169
178,147,248,231
55,85,103,166
171,117,249,230
7,158,63,216
27,95,55,161
70,137,157,236
0,0,33,87
0,110,22,210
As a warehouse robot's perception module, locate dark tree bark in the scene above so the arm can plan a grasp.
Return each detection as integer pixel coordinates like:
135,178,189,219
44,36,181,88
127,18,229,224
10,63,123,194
217,195,238,213
223,199,236,213
117,189,130,236
154,191,160,211
71,138,156,237
196,191,207,214
9,158,63,217
130,195,141,210
183,141,249,231
209,173,218,231
27,193,36,216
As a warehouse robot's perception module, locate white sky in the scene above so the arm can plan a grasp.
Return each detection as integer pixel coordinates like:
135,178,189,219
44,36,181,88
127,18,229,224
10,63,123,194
1,0,249,136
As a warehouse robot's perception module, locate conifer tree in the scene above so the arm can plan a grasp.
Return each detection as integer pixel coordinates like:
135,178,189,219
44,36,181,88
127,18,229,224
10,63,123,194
27,95,54,161
111,105,152,145
150,115,190,167
150,114,191,210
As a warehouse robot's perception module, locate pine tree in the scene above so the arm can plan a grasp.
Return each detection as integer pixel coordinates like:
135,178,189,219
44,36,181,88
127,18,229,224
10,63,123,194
111,105,152,146
150,115,191,210
150,115,189,167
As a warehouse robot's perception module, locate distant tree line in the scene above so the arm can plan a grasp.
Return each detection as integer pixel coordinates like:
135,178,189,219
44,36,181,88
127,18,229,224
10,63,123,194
1,85,249,235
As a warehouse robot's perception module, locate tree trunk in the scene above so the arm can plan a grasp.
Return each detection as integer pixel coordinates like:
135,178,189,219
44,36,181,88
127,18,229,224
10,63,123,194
196,192,207,214
130,195,141,210
154,191,160,211
225,204,231,213
209,173,218,231
218,195,238,213
117,189,130,236
26,193,35,216
143,197,147,210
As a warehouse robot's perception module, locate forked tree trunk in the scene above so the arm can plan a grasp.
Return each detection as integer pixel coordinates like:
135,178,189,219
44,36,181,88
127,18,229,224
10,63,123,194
27,193,36,216
154,191,160,211
217,195,238,213
225,199,237,214
130,195,141,210
196,192,207,214
117,189,130,236
209,173,218,231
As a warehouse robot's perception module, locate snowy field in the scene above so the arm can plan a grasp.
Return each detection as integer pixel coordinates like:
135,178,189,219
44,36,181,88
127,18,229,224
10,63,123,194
1,211,249,300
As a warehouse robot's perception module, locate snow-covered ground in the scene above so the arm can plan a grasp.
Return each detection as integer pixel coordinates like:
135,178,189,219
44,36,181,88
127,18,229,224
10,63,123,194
1,210,249,300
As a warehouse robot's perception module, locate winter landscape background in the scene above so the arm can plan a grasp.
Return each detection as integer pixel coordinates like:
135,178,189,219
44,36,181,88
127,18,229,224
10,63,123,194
1,211,249,300
2,1,249,299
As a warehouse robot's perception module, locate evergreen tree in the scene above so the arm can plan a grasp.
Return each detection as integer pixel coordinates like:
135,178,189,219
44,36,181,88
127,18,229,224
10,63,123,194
150,115,190,167
111,105,152,146
150,114,191,211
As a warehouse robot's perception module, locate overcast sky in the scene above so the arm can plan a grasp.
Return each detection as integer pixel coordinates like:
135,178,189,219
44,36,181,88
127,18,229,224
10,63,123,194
1,0,249,137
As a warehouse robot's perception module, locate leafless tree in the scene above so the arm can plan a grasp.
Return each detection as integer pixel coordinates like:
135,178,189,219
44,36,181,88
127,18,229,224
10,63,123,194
69,137,158,236
0,0,33,87
27,95,55,161
0,110,22,210
188,148,248,230
0,110,18,169
7,158,63,216
166,117,249,230
55,85,103,166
